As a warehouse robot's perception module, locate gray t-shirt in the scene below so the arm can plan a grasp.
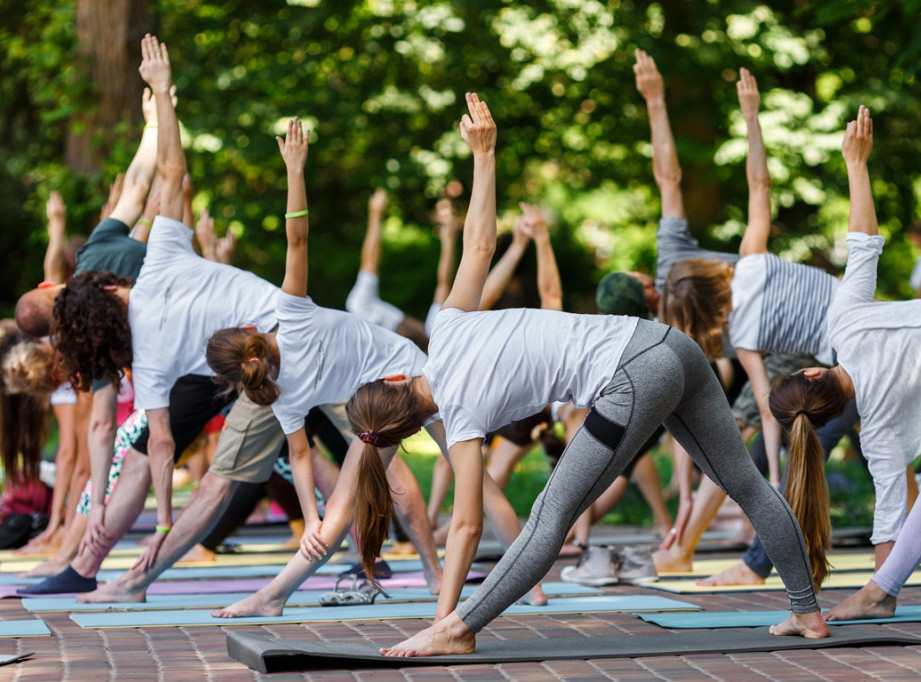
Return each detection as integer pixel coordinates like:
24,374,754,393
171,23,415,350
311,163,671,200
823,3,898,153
655,216,739,292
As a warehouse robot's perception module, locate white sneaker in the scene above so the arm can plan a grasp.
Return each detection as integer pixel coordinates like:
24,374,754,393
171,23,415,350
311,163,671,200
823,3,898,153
614,545,658,584
560,546,620,586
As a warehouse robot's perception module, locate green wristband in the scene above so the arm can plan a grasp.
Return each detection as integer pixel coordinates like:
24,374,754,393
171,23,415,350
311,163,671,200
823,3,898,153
155,524,172,534
285,209,309,219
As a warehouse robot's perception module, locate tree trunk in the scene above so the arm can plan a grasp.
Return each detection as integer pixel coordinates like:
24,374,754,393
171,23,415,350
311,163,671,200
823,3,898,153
64,0,151,172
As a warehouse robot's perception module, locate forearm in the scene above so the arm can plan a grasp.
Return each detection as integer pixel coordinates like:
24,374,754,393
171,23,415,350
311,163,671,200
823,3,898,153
434,232,458,304
534,234,563,311
846,161,878,236
146,413,176,528
123,127,159,207
479,237,525,310
88,395,118,510
359,213,383,272
761,412,782,487
285,168,308,240
646,98,682,190
153,87,185,219
289,446,320,524
43,219,67,283
465,152,497,253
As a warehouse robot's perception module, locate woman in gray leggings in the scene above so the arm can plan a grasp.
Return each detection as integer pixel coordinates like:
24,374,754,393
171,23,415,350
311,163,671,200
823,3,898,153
345,94,829,658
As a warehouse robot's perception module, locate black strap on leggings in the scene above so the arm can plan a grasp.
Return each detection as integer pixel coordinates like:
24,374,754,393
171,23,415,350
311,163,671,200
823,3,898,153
583,408,626,450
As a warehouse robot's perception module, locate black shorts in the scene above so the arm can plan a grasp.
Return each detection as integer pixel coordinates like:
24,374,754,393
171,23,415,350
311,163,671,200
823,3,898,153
131,375,235,460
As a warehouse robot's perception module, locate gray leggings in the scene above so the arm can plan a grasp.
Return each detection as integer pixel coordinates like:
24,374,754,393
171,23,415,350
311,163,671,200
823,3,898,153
456,320,818,632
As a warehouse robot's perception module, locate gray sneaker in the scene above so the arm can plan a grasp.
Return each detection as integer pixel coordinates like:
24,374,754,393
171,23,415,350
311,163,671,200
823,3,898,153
614,545,658,584
560,545,620,586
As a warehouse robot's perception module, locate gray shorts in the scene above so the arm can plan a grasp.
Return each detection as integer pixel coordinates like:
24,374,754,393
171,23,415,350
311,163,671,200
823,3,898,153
209,392,285,483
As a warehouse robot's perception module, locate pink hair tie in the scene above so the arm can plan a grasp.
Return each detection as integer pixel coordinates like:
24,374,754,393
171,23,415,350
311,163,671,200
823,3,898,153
247,357,260,363
358,430,382,446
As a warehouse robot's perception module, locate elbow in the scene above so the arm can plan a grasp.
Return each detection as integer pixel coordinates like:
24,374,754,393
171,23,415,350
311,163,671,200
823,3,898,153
89,415,117,443
468,239,496,262
654,168,682,190
159,159,187,183
451,518,483,545
750,176,772,193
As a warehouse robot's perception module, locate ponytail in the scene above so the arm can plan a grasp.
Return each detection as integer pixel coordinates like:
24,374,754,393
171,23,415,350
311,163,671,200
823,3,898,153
206,328,280,406
770,370,851,591
346,379,426,588
660,259,732,360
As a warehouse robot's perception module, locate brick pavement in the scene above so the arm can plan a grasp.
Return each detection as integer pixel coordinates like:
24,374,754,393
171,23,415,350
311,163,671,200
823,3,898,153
1,548,920,680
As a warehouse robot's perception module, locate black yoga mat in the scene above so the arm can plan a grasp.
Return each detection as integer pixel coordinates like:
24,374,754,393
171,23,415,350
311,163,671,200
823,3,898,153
226,627,919,673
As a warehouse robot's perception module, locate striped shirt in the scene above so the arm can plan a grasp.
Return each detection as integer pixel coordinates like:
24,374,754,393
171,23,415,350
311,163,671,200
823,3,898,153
729,253,838,366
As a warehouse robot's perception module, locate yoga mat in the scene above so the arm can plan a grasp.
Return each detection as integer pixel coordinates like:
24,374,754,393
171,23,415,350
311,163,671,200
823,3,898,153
70,595,698,629
641,605,921,629
1,552,304,573
225,627,919,672
0,620,50,638
24,582,602,613
658,552,875,579
647,567,921,594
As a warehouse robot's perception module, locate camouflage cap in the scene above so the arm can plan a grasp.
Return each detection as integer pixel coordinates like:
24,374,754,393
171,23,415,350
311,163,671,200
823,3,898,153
595,272,652,319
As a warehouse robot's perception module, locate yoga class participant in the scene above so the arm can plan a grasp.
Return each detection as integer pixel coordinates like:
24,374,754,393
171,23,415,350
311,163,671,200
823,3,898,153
772,107,920,585
206,118,545,618
345,93,827,657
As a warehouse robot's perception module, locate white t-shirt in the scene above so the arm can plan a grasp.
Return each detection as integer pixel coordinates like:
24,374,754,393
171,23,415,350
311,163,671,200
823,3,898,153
729,253,838,366
345,271,405,331
129,216,279,410
827,232,921,544
50,382,77,406
272,292,424,435
425,307,638,448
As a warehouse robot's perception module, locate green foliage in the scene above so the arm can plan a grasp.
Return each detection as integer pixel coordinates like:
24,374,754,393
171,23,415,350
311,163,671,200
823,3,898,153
2,0,921,317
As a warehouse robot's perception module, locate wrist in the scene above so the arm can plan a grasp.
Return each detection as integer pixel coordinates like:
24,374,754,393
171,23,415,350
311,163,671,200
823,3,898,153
155,524,172,534
645,96,667,110
472,149,496,161
286,167,304,178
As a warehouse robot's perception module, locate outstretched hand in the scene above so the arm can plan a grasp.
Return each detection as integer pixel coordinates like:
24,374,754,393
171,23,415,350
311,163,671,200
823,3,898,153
369,188,388,216
842,105,873,165
215,229,236,264
737,68,760,120
459,93,496,156
634,49,664,101
138,34,172,94
276,118,309,172
519,202,548,239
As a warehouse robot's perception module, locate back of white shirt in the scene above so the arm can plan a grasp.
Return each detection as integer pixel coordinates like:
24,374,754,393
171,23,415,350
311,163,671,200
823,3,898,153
425,307,638,448
272,292,423,435
129,216,279,410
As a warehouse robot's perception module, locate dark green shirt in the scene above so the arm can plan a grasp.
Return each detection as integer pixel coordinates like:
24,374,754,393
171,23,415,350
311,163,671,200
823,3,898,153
74,218,147,281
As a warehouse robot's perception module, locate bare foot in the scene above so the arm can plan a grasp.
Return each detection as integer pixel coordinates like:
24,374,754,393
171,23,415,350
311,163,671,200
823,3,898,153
387,541,417,556
696,561,765,587
769,611,831,639
210,591,284,618
76,578,147,604
177,544,216,564
519,582,547,606
824,581,896,622
653,546,693,573
381,612,475,657
17,558,68,578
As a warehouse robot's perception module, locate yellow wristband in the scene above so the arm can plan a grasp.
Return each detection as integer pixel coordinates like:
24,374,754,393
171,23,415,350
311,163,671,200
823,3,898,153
136,218,152,229
145,123,158,130
155,524,171,534
285,209,309,219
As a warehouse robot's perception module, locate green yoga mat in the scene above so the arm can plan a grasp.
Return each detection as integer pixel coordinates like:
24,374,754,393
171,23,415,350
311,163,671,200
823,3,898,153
0,620,50,638
226,627,919,673
70,595,698,629
23,582,601,612
645,568,921,594
640,604,921,629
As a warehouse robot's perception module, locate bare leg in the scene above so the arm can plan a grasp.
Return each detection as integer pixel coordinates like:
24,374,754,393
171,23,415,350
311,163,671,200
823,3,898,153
427,456,453,529
631,453,672,536
18,515,87,577
824,580,897,622
388,453,442,594
653,476,726,572
76,472,235,602
485,438,529,490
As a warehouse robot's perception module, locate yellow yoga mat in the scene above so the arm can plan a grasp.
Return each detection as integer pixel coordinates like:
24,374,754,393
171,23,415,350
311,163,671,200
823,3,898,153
658,552,875,578
646,567,921,594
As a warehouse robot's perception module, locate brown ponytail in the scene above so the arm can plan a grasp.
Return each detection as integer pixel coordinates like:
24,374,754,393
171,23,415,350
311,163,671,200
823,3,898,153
346,379,426,587
205,328,280,406
660,259,732,360
770,370,851,590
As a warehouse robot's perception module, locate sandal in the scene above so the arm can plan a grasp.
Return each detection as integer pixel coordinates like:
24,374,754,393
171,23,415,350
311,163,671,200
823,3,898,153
319,573,386,606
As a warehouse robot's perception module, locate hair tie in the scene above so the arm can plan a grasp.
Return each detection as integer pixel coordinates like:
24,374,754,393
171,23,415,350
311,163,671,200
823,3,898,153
247,357,260,363
795,409,810,420
358,430,382,446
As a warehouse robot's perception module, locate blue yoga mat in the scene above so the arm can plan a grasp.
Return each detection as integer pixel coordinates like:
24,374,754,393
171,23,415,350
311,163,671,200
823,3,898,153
641,604,921,629
0,558,432,586
25,581,601,613
0,620,50,638
71,595,698,629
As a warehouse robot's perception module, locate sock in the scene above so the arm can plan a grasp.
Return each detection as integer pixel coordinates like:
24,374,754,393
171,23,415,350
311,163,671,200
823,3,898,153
18,565,97,595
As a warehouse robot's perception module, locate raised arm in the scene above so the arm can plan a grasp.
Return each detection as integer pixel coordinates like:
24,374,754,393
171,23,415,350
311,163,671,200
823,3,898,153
359,188,387,274
278,118,310,297
520,202,563,311
478,217,529,310
635,49,684,219
130,174,161,242
842,106,877,237
138,34,185,222
737,68,772,258
43,191,68,283
432,197,460,305
442,93,497,312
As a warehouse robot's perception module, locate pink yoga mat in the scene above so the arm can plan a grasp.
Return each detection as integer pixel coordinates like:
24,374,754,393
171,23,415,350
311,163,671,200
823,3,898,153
1,570,487,599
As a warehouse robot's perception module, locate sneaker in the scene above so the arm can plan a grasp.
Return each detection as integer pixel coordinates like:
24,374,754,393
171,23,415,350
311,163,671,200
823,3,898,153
614,545,658,584
560,545,620,586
